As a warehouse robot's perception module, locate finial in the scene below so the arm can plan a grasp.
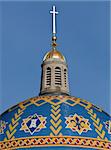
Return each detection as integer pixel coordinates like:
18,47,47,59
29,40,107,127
50,5,58,49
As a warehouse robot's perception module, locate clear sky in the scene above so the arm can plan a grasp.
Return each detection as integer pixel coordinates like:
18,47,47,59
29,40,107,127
0,1,110,115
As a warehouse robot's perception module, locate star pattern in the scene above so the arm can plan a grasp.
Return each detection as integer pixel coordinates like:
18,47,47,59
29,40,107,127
20,113,46,135
65,113,92,135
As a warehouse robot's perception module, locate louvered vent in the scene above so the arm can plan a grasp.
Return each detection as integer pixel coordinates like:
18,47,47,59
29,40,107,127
55,67,61,85
64,69,67,87
46,67,51,86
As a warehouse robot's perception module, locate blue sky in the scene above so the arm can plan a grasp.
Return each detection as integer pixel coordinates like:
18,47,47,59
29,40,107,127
0,1,110,115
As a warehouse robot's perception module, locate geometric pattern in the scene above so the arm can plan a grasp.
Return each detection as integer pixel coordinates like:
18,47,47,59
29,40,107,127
17,95,100,111
0,136,111,149
87,108,107,140
0,120,7,135
50,105,62,136
104,120,111,134
4,107,25,141
65,113,92,135
0,95,111,149
20,113,46,135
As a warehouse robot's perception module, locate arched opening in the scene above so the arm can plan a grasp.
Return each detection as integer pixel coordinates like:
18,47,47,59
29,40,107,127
55,67,61,85
46,67,51,86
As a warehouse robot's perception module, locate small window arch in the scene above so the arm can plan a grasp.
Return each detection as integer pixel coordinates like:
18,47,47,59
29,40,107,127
64,69,67,87
46,67,51,86
55,67,61,85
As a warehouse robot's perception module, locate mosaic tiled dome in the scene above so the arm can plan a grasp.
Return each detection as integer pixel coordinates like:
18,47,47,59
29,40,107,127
0,95,111,149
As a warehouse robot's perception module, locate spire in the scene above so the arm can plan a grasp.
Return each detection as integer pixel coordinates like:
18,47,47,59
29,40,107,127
39,6,70,96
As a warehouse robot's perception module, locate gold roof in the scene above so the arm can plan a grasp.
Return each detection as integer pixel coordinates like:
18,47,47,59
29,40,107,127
43,49,66,62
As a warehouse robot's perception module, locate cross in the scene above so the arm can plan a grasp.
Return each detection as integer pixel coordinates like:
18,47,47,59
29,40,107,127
50,6,58,35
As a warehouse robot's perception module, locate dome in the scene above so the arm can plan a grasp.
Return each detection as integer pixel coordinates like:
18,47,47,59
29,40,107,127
0,95,111,149
43,49,66,62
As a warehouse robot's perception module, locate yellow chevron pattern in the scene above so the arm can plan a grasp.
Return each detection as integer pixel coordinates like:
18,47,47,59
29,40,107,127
51,109,60,115
50,105,62,136
52,105,60,110
4,107,25,141
50,114,61,121
87,108,106,140
50,119,62,128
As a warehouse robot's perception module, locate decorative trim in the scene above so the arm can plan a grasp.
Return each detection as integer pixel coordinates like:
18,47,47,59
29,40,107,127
29,95,93,113
86,108,107,140
50,105,62,136
6,95,103,114
0,136,111,150
4,107,25,141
